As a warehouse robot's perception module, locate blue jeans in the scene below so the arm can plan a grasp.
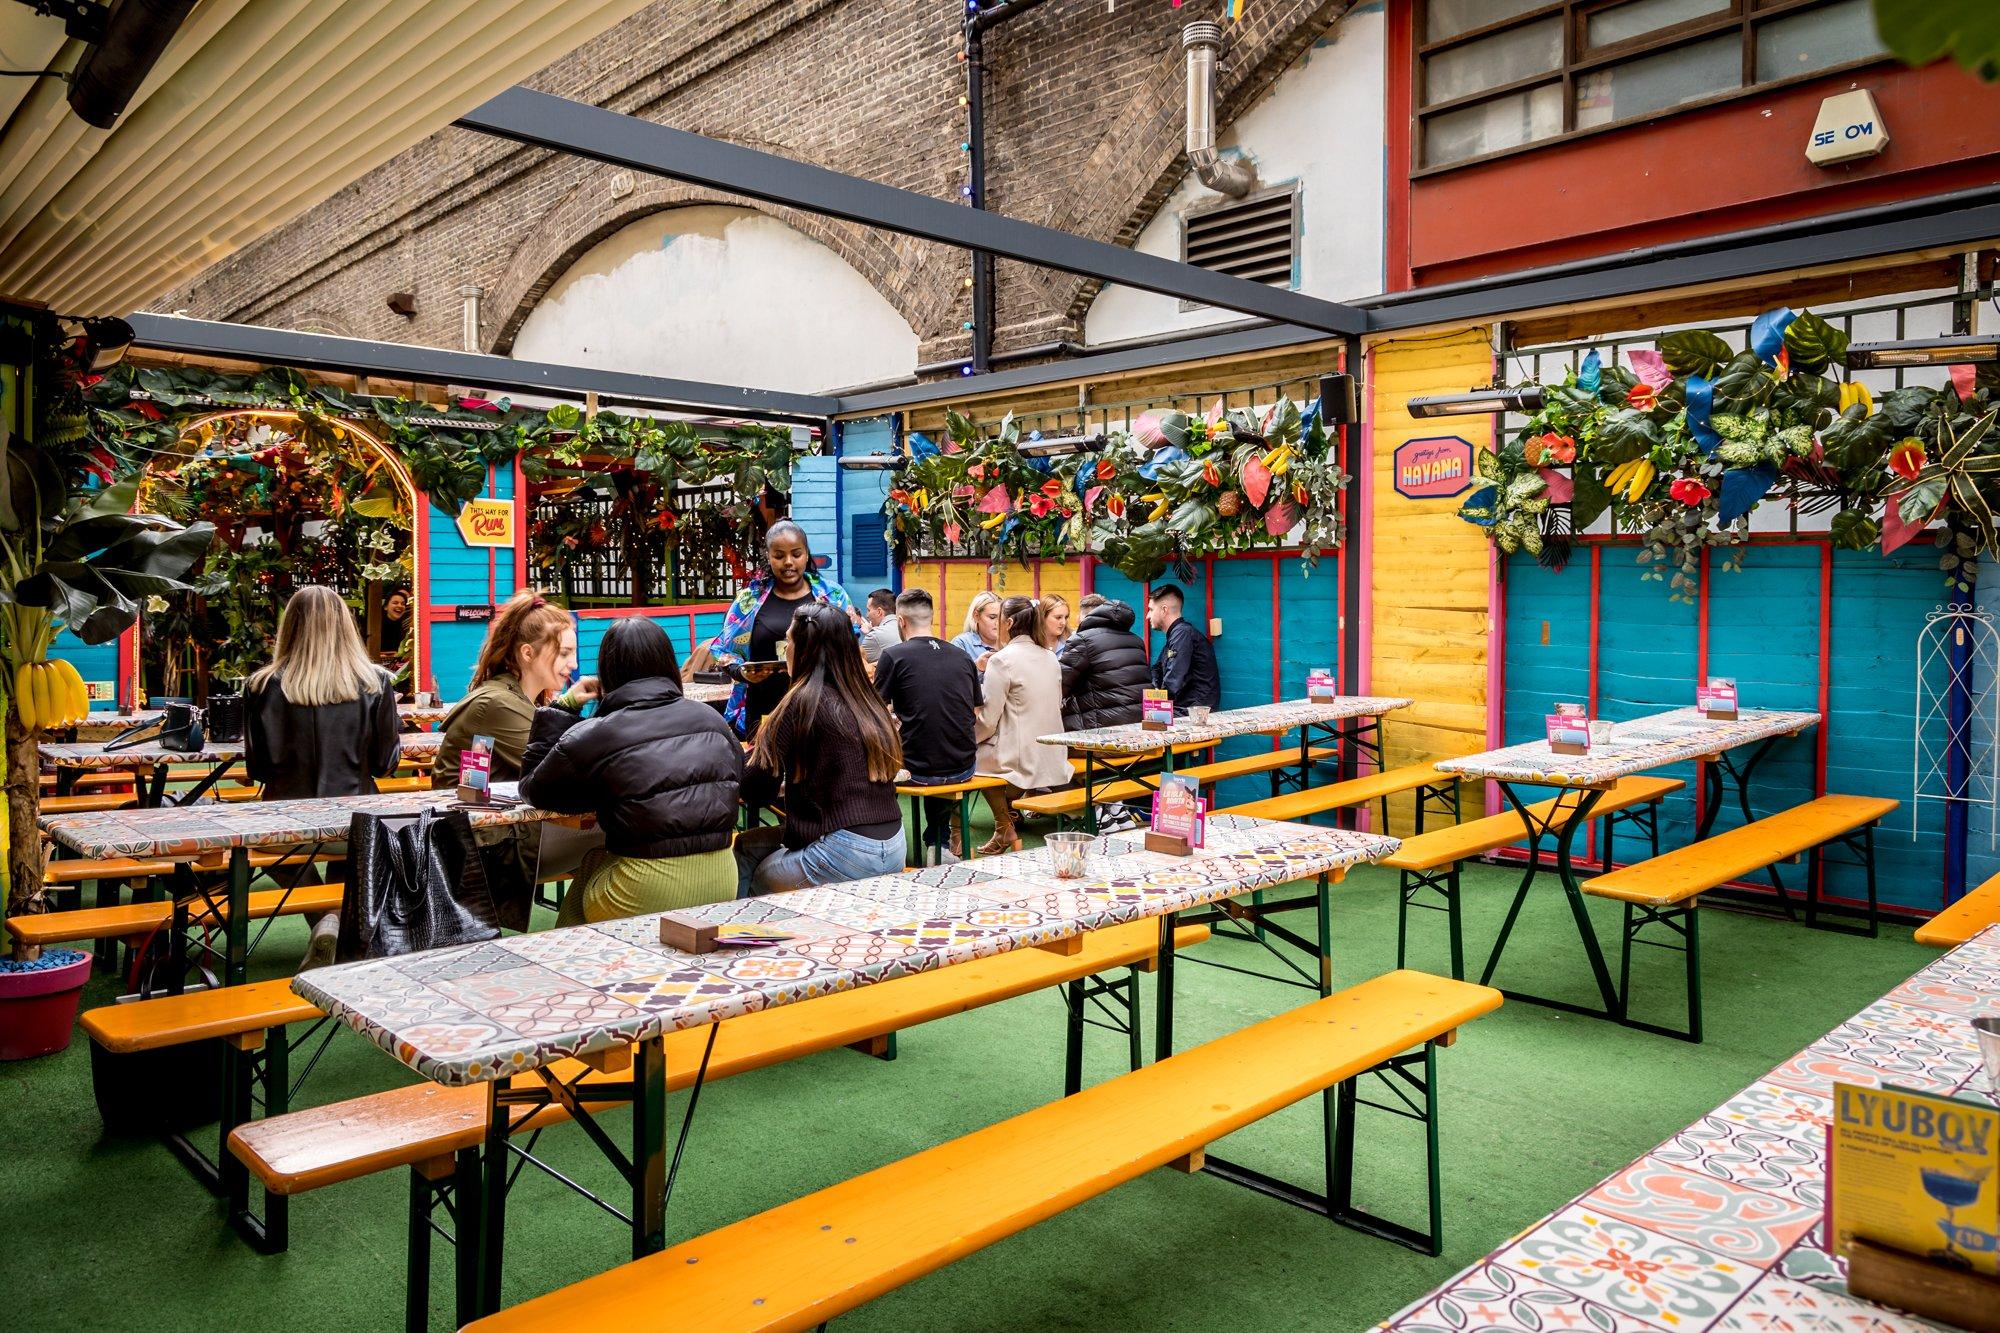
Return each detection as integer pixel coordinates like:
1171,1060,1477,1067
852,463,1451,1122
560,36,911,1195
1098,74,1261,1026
735,824,906,897
903,765,976,849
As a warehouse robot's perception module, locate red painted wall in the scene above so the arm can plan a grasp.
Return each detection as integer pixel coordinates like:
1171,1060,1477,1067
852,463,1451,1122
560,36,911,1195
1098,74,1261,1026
1396,28,2000,287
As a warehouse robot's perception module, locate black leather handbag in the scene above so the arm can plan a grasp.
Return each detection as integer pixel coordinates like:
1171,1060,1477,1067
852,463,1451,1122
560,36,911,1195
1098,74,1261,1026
104,700,206,754
205,693,244,744
336,807,502,962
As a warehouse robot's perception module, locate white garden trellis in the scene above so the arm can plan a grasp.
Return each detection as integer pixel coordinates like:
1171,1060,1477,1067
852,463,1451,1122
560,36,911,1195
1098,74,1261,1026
1913,603,2000,845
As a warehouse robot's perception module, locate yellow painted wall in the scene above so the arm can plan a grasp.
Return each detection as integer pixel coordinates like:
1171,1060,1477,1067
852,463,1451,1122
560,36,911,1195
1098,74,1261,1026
1367,327,1497,832
901,559,1085,633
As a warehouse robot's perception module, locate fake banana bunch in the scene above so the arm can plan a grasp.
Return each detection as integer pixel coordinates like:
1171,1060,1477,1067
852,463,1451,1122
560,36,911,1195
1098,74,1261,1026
1837,381,1873,416
13,659,90,732
1604,457,1657,504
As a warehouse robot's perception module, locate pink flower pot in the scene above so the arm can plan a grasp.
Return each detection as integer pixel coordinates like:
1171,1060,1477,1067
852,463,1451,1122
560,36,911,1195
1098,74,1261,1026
0,949,92,1061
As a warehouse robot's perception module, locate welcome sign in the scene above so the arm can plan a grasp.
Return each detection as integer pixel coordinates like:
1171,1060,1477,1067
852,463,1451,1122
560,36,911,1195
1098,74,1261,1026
1393,436,1474,500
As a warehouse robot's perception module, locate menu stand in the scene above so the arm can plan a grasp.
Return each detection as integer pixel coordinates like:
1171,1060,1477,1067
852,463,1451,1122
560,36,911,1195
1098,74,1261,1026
1847,1239,2000,1333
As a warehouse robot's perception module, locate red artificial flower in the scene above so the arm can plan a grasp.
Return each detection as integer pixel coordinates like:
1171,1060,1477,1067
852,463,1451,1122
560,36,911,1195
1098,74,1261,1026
1040,477,1063,498
1669,478,1712,506
1533,433,1577,465
1096,459,1116,481
1887,438,1926,482
1029,493,1053,517
132,401,165,421
1106,493,1127,518
1201,460,1222,487
969,462,988,480
1626,382,1657,411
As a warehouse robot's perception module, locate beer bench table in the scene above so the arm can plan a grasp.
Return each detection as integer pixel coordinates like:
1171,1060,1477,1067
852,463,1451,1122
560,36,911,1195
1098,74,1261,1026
1040,696,1414,833
41,733,443,808
1378,924,2000,1333
297,815,1400,1323
78,700,455,738
1432,708,1819,1021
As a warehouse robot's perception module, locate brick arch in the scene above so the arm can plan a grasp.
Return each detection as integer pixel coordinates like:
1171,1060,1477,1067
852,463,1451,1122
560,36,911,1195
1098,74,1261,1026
485,167,924,355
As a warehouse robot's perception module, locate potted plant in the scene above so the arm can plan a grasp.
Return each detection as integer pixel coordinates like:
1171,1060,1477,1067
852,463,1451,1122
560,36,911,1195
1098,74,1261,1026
0,947,92,1059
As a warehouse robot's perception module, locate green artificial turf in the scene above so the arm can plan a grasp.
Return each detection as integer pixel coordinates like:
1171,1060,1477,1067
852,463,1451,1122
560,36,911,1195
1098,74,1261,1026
0,858,1934,1331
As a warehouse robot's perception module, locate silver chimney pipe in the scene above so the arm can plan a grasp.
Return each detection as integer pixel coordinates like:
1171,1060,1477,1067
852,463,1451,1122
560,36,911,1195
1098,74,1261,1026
1182,21,1256,198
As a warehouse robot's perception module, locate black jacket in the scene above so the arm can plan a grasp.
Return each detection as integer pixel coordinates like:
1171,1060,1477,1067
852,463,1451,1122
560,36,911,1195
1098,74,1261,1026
1151,617,1222,711
519,677,745,858
245,668,402,802
1060,601,1151,731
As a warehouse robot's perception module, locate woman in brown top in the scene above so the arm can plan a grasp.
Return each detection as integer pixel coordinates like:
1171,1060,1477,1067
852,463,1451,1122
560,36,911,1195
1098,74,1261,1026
431,590,596,788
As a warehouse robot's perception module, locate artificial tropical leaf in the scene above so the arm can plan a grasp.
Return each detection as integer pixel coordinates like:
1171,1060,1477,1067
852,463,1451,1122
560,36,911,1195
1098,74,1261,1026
1570,467,1613,531
1713,351,1776,411
1872,0,2000,80
1597,408,1662,462
1660,330,1735,378
1781,311,1849,374
1898,475,1948,525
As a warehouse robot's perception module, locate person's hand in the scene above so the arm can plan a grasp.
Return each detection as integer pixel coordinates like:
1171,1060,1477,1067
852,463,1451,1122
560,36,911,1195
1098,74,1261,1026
570,675,601,702
975,655,991,672
740,662,782,685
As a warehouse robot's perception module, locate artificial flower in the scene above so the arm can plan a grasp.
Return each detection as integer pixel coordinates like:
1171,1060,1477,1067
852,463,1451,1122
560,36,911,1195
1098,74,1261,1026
1528,433,1577,466
1040,478,1063,498
1626,382,1657,411
1095,459,1116,482
1028,493,1053,517
1887,438,1926,481
1668,478,1711,506
1201,460,1222,487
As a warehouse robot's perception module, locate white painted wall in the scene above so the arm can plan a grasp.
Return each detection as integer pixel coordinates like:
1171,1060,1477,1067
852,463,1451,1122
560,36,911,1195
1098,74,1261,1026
513,205,918,393
1084,2,1386,347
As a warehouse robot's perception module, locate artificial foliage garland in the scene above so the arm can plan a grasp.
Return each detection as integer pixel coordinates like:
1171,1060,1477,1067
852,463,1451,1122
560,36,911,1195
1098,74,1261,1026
1457,307,2000,600
882,397,1349,583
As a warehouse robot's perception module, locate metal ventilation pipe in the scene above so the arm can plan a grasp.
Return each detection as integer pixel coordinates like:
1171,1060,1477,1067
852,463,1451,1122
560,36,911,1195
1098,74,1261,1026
1182,21,1256,199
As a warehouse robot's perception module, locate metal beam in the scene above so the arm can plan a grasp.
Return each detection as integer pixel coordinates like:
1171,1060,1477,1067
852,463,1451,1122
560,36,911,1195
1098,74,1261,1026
455,87,1368,337
125,313,840,423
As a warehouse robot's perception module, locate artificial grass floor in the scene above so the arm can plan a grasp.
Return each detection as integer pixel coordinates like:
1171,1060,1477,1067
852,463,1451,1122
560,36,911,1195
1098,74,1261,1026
0,856,1936,1331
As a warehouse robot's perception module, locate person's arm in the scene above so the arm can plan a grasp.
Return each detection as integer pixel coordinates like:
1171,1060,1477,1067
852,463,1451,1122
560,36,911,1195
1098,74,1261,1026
519,706,585,782
368,681,402,778
741,709,789,810
243,684,276,787
706,592,758,667
975,650,1009,742
437,693,519,782
1158,623,1194,700
518,716,596,813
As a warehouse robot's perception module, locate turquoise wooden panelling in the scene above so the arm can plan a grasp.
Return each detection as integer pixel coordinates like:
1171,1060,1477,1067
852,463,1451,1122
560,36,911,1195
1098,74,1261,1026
789,455,839,590
429,621,487,702
1502,545,1944,913
426,469,519,694
51,629,121,712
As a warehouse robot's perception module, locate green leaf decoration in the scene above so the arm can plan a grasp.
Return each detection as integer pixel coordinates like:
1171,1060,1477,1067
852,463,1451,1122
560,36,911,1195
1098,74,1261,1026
1713,351,1776,412
1781,310,1849,374
1872,0,2000,81
1660,330,1735,378
1597,408,1662,463
1900,475,1947,524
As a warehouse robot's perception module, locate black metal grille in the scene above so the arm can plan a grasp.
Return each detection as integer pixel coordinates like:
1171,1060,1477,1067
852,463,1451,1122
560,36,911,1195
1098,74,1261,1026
1183,188,1296,289
664,485,739,602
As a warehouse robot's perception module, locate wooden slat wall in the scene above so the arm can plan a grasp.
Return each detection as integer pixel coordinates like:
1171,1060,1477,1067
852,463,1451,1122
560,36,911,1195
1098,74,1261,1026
1366,328,1497,834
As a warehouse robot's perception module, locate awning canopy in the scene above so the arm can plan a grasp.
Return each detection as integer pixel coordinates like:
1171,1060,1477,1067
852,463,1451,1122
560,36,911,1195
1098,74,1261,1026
0,0,653,316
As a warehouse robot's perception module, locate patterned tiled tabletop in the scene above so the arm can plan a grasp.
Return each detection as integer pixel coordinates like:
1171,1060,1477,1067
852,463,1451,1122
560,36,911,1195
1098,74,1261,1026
40,732,443,771
1434,709,1820,787
296,815,1400,1087
77,702,454,733
1041,696,1414,756
1380,925,2000,1332
40,788,559,861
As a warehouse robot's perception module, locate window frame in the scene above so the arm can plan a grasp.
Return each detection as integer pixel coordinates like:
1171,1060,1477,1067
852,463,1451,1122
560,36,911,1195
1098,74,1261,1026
1413,0,1891,176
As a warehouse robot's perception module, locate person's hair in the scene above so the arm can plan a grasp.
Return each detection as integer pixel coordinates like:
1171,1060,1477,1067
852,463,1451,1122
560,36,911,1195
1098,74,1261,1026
1079,592,1108,613
895,588,934,626
384,586,410,608
1000,595,1038,643
1152,583,1186,611
764,519,812,571
597,617,683,698
867,588,896,614
249,585,382,707
471,589,574,689
1036,593,1070,647
962,589,1001,636
753,602,902,783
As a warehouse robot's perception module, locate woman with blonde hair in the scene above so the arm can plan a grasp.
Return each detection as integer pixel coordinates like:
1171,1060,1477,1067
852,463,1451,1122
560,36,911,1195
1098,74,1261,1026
244,585,402,802
973,595,1071,853
951,589,1003,669
1038,593,1072,653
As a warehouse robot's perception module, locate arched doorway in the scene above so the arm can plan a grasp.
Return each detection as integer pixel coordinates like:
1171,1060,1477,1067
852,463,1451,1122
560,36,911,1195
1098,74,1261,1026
137,408,424,699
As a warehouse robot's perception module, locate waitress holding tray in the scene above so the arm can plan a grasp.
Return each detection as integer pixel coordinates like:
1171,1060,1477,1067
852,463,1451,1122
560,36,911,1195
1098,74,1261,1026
706,519,862,738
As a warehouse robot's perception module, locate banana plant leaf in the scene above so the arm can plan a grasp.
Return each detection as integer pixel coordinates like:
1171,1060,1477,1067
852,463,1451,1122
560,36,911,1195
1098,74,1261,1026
4,479,216,644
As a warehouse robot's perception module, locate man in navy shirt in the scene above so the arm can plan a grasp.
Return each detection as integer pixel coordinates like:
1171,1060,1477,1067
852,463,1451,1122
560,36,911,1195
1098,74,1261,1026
874,588,981,860
1146,583,1221,713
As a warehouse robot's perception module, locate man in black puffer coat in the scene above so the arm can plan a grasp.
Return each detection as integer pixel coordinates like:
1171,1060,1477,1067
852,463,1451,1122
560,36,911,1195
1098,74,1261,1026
1060,595,1150,731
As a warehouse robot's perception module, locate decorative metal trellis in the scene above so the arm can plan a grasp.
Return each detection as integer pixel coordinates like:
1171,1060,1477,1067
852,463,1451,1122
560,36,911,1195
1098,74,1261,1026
1912,603,2000,846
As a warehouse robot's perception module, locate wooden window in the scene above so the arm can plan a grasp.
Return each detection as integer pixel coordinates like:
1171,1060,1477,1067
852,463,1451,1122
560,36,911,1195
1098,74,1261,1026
1416,0,1888,171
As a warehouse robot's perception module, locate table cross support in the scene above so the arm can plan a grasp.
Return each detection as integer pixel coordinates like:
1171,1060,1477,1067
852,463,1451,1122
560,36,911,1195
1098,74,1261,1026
1479,783,1621,1020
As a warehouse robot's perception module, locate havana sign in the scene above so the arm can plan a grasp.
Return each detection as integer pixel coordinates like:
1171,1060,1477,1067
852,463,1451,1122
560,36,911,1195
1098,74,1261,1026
1393,436,1474,500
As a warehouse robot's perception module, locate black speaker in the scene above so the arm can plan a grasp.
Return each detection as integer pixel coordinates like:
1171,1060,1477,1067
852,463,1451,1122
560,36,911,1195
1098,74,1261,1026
1318,373,1358,425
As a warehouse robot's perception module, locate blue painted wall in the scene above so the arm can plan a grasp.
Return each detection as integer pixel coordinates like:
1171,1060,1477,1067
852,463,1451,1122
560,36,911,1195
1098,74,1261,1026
51,629,122,712
427,467,521,699
833,417,896,607
1502,544,1945,913
789,455,840,593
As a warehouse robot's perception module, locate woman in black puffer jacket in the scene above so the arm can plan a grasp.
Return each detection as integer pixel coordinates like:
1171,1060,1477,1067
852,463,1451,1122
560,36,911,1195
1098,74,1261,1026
521,618,744,925
1060,597,1151,731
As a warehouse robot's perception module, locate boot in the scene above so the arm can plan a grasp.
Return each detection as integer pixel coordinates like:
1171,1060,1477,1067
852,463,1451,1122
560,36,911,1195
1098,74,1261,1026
975,788,1022,856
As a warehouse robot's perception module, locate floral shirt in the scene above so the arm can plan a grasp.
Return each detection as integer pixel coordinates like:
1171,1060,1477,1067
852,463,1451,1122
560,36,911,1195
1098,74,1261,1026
707,568,860,734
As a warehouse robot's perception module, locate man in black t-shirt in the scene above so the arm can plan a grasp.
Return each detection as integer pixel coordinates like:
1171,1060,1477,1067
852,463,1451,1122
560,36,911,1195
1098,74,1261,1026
875,588,982,860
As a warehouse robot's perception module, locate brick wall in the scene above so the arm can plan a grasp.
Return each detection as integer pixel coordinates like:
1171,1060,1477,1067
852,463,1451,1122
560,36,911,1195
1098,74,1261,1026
160,0,1355,372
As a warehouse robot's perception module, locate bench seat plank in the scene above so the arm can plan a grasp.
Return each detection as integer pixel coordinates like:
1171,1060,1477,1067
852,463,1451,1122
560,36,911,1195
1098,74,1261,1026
82,977,323,1053
893,775,1007,799
467,969,1502,1333
1585,794,1899,906
1021,747,1338,817
44,856,176,885
1915,872,2000,948
8,883,345,947
1382,776,1684,872
1222,763,1448,823
230,919,1211,1196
